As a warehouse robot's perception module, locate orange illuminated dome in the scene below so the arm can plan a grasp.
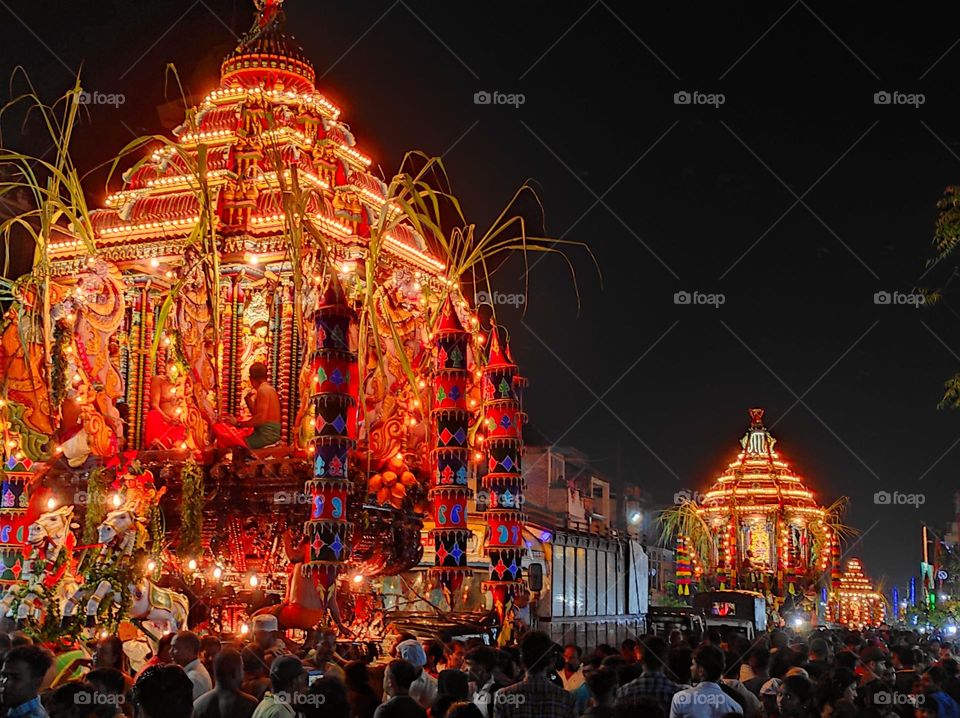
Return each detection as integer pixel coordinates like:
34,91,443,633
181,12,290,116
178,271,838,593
700,407,822,517
56,0,445,278
694,408,836,592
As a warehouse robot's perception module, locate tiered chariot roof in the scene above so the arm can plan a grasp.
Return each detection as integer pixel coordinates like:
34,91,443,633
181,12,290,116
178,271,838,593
699,408,825,520
50,0,444,277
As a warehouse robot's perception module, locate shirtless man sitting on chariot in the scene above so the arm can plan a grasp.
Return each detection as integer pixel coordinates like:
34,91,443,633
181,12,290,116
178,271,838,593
213,362,282,449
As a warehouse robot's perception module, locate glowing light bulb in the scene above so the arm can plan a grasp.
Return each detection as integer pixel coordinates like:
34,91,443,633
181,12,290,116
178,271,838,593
46,497,57,510
352,574,363,584
187,559,198,571
150,258,160,268
111,494,122,508
213,566,223,579
395,452,404,463
147,560,157,572
249,575,259,587
240,623,249,635
180,442,188,450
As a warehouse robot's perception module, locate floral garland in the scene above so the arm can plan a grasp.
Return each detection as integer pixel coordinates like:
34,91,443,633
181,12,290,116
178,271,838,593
83,467,110,545
178,459,204,558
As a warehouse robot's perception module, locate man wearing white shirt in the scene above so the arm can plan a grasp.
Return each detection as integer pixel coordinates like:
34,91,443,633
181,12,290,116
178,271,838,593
559,645,584,691
171,631,213,700
670,645,743,718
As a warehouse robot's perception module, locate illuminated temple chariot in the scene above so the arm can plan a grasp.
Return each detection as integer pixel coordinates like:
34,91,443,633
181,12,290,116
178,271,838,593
0,0,543,643
665,408,849,617
826,557,885,629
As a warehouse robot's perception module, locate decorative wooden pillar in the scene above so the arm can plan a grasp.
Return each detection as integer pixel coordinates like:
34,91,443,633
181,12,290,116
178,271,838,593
428,298,472,607
220,274,244,418
481,326,526,622
303,280,355,610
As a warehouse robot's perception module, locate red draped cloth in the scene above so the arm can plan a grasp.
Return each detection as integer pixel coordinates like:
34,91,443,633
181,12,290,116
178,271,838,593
211,421,253,449
144,409,186,449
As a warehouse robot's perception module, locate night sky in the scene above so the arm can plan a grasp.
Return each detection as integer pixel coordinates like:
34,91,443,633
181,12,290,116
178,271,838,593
4,1,960,593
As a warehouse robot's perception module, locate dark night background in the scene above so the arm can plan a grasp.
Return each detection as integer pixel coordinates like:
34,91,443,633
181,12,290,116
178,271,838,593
3,0,960,595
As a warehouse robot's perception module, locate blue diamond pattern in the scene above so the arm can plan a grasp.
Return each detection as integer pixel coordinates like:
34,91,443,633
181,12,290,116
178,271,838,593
499,415,512,430
330,534,344,559
449,543,464,563
449,385,462,401
329,368,346,388
332,415,347,434
508,560,519,578
501,455,515,472
452,428,467,445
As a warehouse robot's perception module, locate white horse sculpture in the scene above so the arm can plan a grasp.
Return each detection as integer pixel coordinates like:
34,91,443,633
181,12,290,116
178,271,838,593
0,505,80,625
62,506,189,632
62,506,145,627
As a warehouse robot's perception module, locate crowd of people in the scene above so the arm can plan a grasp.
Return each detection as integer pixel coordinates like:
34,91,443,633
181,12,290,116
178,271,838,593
0,619,958,718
